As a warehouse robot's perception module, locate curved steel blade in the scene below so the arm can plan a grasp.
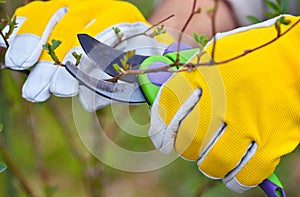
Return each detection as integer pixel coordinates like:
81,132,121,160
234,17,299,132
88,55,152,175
78,34,148,82
65,61,146,103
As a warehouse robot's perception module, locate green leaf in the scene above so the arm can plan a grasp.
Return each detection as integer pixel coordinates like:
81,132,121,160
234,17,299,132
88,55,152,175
51,39,62,50
266,0,281,12
120,54,128,68
12,16,18,29
0,15,17,40
42,43,50,51
43,40,62,65
113,27,121,34
4,15,17,39
263,11,277,19
279,17,291,25
112,27,124,40
0,124,3,132
193,33,208,46
153,25,166,37
125,50,135,59
0,163,7,173
207,7,215,15
199,35,208,46
0,19,8,30
246,15,262,24
120,50,135,70
113,63,122,72
72,52,82,66
196,7,202,14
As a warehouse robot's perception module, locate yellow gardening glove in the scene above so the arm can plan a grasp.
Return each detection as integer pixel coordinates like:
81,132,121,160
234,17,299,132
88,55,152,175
149,15,300,193
1,0,167,110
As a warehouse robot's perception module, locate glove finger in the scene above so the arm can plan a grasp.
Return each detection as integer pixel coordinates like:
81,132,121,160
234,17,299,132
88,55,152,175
163,88,202,153
197,126,256,180
223,130,300,192
151,59,226,160
222,146,275,193
23,60,78,101
22,62,58,102
149,85,202,154
50,66,78,97
5,0,68,69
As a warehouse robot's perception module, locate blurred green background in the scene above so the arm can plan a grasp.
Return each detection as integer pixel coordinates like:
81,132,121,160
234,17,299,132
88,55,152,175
0,0,300,197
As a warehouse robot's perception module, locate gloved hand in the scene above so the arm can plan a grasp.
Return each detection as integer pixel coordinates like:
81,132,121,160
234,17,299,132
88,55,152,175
149,15,300,193
0,0,167,111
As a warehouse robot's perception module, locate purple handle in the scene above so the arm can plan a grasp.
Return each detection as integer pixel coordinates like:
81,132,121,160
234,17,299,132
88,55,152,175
259,179,286,197
147,42,193,86
148,62,172,86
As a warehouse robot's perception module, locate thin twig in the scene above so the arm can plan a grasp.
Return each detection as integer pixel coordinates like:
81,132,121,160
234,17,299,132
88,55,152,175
176,0,199,62
113,14,174,48
106,0,201,83
0,134,35,197
195,180,218,197
105,62,177,82
210,0,219,61
213,17,300,65
180,0,198,34
0,30,9,48
107,17,300,82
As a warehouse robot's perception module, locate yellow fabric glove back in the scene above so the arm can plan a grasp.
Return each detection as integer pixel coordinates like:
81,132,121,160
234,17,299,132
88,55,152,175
149,15,300,192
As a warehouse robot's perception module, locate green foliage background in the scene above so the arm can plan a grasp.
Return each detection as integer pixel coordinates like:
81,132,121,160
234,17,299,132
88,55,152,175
0,0,299,197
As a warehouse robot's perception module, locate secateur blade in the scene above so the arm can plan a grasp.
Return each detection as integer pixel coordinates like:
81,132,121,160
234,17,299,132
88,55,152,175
78,34,148,82
65,61,147,103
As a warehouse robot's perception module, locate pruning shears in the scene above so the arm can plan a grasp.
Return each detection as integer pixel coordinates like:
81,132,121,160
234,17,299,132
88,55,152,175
65,34,286,197
65,34,197,105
